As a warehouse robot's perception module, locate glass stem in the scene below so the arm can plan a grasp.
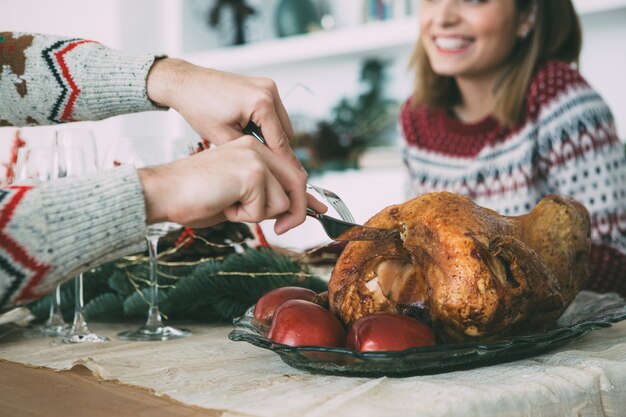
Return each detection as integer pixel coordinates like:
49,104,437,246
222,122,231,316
44,285,66,327
145,235,163,329
70,274,90,335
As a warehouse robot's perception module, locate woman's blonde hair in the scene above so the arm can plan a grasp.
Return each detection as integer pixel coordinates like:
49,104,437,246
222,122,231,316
410,0,582,127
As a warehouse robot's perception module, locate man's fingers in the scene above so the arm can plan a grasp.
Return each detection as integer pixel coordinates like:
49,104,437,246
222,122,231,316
267,173,307,234
249,94,303,170
307,193,328,214
222,154,290,224
223,183,266,224
263,174,291,219
253,117,296,160
236,139,302,233
271,85,294,140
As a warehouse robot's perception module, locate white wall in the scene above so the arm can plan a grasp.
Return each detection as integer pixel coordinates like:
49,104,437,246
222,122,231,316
0,0,121,43
0,2,122,124
0,0,184,163
2,1,625,138
579,9,626,136
1,1,625,186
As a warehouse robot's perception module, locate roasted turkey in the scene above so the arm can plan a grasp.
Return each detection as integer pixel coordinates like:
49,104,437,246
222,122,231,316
328,192,591,342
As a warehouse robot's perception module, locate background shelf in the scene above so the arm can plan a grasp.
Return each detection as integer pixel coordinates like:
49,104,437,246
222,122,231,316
184,0,626,72
185,16,418,72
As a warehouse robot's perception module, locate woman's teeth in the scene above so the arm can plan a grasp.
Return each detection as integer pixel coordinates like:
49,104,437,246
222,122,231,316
434,37,472,51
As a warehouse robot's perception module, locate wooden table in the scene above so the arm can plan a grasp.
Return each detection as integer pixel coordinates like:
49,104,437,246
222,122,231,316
1,320,626,417
0,360,218,417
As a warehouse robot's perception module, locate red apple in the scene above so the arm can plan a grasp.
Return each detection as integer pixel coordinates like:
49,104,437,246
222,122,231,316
254,287,317,325
346,313,436,352
268,299,346,348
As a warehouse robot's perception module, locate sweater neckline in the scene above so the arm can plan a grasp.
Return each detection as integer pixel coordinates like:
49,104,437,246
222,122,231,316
438,108,500,135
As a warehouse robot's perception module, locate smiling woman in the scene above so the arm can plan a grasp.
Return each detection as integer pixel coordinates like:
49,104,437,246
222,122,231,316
400,0,626,296
413,0,580,126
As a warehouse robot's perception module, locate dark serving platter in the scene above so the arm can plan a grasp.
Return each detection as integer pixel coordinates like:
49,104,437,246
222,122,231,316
229,291,626,377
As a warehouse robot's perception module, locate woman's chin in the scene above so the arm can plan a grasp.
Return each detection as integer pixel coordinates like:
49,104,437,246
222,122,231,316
430,64,463,78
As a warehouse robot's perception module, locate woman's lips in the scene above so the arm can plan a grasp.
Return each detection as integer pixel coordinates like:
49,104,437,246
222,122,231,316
433,36,474,54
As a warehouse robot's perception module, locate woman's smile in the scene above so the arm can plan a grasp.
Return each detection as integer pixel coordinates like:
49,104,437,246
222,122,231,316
432,35,475,55
419,0,522,80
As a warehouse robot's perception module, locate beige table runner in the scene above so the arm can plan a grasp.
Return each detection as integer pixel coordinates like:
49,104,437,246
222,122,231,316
1,321,626,417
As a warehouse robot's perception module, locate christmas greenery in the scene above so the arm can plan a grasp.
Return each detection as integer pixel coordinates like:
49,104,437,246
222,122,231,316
27,247,328,324
293,59,400,173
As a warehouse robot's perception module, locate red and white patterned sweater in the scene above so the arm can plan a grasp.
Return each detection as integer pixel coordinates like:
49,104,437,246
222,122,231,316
0,32,163,309
400,60,626,296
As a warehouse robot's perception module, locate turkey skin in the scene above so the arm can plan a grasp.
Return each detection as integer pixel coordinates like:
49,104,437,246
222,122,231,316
328,192,591,342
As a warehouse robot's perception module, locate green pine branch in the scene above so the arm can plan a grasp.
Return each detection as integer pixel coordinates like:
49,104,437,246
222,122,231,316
27,247,328,324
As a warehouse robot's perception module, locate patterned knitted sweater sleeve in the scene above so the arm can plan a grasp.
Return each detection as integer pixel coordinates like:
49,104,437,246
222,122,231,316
0,32,163,125
529,61,626,294
0,32,162,309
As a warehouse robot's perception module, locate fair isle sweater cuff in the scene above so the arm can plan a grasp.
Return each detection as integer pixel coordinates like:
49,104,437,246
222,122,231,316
75,47,167,120
14,165,147,293
0,33,166,126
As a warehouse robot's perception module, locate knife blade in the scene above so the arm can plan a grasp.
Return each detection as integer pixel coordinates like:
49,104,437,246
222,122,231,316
307,208,400,241
243,121,398,241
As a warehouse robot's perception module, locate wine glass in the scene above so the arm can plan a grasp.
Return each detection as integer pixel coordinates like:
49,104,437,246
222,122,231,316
13,132,70,338
104,137,192,341
56,129,109,344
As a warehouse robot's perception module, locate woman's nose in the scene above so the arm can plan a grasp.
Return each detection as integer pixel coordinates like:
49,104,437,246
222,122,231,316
432,0,461,27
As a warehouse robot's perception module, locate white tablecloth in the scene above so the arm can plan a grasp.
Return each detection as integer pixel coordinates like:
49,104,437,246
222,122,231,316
1,319,626,417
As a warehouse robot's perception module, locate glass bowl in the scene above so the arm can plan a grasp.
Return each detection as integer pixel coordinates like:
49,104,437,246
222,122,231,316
229,291,626,377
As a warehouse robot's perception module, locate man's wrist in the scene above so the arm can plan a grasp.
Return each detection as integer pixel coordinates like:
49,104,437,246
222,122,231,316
137,167,166,225
146,57,190,108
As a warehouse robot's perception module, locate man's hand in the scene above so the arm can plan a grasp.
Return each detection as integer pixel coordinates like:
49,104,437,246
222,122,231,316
146,58,326,233
138,137,322,233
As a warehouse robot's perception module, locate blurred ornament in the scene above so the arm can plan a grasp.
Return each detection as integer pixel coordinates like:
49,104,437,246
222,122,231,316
208,0,256,45
275,0,321,37
2,130,26,185
290,60,399,174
